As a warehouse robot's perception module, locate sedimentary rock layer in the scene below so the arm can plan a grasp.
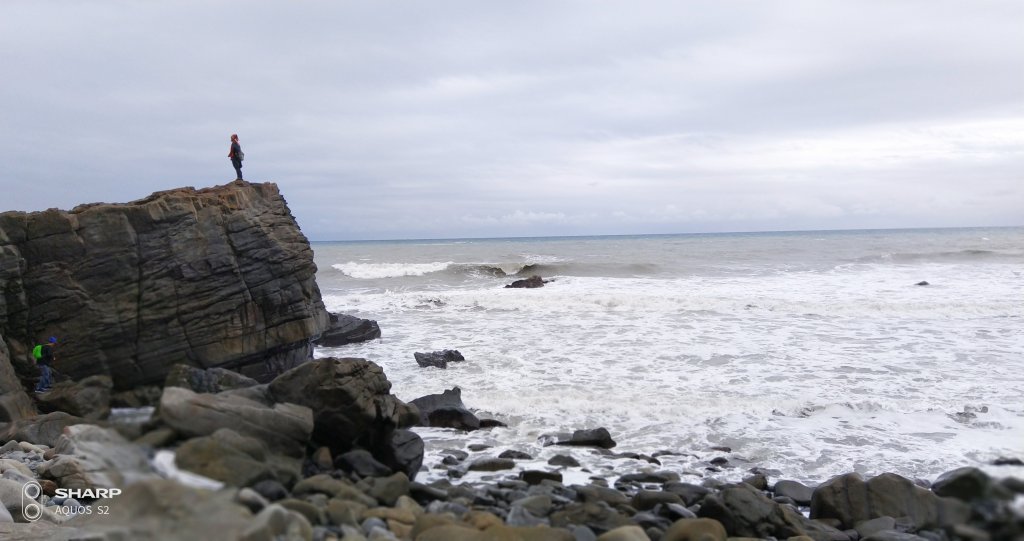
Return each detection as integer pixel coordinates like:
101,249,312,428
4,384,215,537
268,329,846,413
0,181,329,405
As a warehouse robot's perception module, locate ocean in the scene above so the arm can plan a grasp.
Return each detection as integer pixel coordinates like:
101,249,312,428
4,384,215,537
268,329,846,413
311,227,1024,486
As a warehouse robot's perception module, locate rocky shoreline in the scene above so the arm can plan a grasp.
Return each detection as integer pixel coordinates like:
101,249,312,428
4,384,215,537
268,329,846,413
1,182,1021,540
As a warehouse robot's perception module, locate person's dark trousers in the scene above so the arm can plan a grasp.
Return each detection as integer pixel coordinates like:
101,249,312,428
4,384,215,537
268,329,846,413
36,364,51,391
232,159,243,180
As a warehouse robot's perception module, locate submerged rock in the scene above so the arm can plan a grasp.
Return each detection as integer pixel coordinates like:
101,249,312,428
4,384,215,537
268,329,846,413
414,349,465,369
505,275,549,288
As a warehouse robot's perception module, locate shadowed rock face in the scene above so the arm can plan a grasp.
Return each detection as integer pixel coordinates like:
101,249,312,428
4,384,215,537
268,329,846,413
0,181,329,408
0,335,35,421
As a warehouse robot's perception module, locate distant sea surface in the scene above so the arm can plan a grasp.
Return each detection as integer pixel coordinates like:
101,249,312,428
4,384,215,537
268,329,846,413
312,227,1024,484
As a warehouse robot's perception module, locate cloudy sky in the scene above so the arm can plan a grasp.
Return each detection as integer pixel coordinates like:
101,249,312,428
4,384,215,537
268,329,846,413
1,1,1021,240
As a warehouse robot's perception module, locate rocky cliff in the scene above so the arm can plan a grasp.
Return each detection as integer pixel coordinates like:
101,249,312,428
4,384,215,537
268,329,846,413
0,181,329,418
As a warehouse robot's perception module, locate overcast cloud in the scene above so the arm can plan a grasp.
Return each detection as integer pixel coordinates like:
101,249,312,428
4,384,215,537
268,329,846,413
1,0,1021,240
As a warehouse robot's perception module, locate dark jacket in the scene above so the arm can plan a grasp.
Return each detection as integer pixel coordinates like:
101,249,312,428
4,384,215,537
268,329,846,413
39,344,54,366
230,141,242,163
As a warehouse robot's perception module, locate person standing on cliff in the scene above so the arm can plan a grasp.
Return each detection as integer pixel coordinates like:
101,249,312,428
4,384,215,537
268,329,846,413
34,336,57,393
228,134,244,180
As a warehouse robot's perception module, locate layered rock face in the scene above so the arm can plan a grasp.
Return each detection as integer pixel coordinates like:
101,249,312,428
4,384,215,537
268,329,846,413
0,335,35,421
0,181,329,409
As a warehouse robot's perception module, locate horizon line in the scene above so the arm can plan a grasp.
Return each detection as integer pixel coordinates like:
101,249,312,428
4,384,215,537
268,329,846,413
309,224,1023,244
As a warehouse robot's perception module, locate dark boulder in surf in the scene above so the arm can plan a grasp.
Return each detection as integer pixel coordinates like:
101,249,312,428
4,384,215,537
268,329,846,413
505,275,549,288
413,349,464,369
316,313,381,347
541,427,617,449
916,281,930,286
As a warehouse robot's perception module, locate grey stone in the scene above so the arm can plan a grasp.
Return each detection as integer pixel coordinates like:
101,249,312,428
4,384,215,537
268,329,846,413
159,386,313,457
931,467,992,502
413,350,465,369
267,358,420,475
316,313,381,347
810,472,971,531
775,480,815,505
35,375,113,420
164,364,258,394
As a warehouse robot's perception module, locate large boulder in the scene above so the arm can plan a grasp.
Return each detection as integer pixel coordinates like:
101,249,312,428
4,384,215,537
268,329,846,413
0,335,35,422
267,358,419,460
164,363,258,394
38,424,157,489
0,181,330,393
36,375,113,420
315,313,381,347
408,387,481,430
158,386,313,457
174,428,299,488
699,482,847,541
810,472,971,531
0,411,88,447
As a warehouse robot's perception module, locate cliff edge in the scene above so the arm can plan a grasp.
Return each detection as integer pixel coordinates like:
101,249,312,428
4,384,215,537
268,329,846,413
0,180,329,419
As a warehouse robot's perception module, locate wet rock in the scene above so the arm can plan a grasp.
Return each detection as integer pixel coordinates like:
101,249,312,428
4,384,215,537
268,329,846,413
468,458,516,472
413,349,465,369
409,387,466,424
499,449,533,460
164,364,258,394
992,456,1023,466
552,428,616,449
549,454,581,467
700,482,848,540
316,312,381,347
810,472,971,531
337,449,393,478
159,386,313,457
521,470,564,485
774,480,815,506
931,467,992,502
375,429,423,481
505,275,549,288
916,281,930,286
855,516,897,538
428,407,481,430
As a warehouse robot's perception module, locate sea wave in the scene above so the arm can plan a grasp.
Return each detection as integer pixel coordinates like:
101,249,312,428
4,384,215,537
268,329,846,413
855,249,1022,264
331,260,664,280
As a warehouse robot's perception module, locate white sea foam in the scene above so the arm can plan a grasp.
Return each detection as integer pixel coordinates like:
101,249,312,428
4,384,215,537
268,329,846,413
332,261,454,279
315,230,1024,485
